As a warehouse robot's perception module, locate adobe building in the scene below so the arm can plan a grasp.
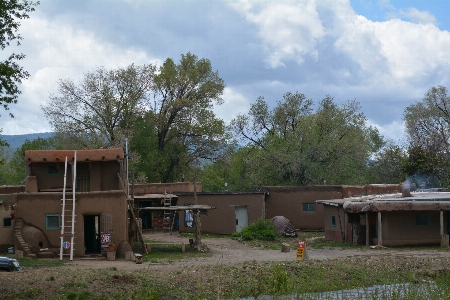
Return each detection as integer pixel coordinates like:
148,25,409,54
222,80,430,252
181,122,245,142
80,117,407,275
0,186,24,253
317,190,450,247
13,148,129,257
176,192,266,235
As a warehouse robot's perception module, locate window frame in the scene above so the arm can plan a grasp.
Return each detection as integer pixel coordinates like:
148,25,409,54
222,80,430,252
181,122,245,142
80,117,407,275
302,203,316,212
46,214,61,230
3,217,12,228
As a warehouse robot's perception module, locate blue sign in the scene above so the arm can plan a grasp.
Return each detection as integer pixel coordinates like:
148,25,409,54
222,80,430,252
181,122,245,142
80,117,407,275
63,241,71,249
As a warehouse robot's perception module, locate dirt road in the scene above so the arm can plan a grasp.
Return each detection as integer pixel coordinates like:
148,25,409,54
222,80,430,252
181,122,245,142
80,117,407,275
60,232,450,271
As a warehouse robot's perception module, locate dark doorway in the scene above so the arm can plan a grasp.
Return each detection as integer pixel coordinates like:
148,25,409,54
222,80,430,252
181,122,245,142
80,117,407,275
84,215,100,254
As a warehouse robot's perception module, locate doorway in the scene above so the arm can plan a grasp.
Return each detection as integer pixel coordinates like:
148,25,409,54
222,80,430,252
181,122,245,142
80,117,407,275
84,215,100,254
235,206,248,233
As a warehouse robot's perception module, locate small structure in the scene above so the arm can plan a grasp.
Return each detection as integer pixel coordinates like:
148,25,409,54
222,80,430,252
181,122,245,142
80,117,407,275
317,190,450,247
176,192,266,235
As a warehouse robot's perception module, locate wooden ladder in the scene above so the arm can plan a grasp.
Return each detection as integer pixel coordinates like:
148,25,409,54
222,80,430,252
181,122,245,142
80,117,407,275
163,191,172,232
60,152,77,260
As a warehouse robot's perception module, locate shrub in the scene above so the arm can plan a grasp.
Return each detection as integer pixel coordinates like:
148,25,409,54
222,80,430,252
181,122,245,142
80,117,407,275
234,219,276,241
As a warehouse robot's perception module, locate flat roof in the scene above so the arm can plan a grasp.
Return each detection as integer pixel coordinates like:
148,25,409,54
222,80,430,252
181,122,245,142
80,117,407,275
316,192,450,212
137,205,215,211
134,194,178,199
25,148,124,163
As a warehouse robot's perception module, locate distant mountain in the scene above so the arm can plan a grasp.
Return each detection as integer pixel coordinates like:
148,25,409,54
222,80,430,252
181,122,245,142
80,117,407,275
0,132,55,150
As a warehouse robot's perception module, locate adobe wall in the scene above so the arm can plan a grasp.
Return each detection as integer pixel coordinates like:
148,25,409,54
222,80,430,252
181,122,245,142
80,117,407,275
177,193,265,235
133,182,202,195
342,184,402,197
323,205,346,241
0,186,24,194
380,211,442,246
263,186,342,230
0,203,15,252
0,192,19,252
26,161,122,192
15,191,127,256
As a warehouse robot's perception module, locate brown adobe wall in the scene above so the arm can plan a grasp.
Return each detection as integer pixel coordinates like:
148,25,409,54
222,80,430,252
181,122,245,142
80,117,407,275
177,193,265,235
0,186,24,194
133,182,202,195
15,190,127,257
323,205,346,241
263,186,342,230
366,184,401,195
26,161,122,192
378,211,442,246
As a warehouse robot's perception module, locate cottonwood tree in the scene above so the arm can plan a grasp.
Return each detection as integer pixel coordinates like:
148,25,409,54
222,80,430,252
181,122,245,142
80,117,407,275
404,85,450,187
130,53,226,182
42,64,156,149
230,93,384,186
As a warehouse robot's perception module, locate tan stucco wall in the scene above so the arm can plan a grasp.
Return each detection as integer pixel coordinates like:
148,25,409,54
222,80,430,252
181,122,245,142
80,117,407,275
133,182,202,195
15,191,127,256
177,193,265,235
263,186,343,230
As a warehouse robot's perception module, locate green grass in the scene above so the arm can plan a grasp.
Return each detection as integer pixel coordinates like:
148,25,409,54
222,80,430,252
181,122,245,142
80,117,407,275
18,257,66,268
179,233,231,238
141,243,211,263
1,256,450,299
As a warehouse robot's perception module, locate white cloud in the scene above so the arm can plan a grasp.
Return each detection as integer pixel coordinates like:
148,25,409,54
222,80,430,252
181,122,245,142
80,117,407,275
2,16,160,135
213,87,250,125
399,8,437,26
230,0,325,68
367,119,405,144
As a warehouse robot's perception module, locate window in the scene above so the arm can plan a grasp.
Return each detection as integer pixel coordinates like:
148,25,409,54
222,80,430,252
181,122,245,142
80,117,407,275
331,215,336,227
416,215,428,226
48,164,60,174
46,214,60,230
3,218,11,227
303,203,316,212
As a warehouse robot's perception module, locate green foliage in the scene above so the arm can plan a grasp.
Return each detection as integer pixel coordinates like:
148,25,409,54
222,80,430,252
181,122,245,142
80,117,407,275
403,85,450,188
0,136,58,184
371,143,407,184
131,52,227,182
233,219,276,241
0,0,39,118
230,92,384,186
42,64,156,149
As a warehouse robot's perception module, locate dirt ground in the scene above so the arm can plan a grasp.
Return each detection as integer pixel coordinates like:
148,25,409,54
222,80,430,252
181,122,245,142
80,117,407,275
60,231,450,271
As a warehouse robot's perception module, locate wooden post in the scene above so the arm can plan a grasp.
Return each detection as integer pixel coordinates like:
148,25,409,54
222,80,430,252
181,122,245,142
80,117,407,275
366,212,369,247
193,181,202,251
344,213,348,242
377,211,382,246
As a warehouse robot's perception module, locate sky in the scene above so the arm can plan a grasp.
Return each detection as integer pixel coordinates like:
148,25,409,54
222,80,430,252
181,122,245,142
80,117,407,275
1,0,449,144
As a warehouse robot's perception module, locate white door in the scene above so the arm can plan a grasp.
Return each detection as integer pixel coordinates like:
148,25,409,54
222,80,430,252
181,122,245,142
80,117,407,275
235,206,248,233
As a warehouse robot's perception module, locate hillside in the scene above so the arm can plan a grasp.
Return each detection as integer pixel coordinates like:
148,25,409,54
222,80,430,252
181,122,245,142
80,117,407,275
0,132,54,152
